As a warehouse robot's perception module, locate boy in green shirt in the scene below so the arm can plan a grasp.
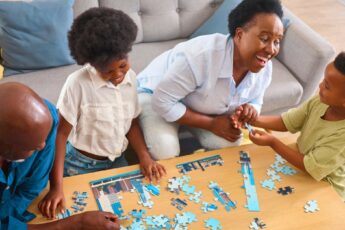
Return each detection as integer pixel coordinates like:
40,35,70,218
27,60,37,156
233,52,345,200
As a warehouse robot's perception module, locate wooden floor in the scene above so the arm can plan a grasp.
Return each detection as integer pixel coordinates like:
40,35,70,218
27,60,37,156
283,0,345,52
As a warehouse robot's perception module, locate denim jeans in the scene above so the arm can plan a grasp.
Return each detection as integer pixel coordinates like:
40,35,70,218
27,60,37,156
64,142,128,177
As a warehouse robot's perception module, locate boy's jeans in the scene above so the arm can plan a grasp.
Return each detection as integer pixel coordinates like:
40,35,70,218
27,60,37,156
64,142,128,177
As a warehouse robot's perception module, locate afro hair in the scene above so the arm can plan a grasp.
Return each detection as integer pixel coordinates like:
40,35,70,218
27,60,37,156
334,52,345,76
68,7,138,71
228,0,283,37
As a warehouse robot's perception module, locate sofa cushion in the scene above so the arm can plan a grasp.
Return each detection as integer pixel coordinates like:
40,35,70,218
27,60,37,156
191,0,242,38
129,39,186,73
262,58,303,114
0,0,75,77
191,0,291,38
0,64,80,104
98,0,222,43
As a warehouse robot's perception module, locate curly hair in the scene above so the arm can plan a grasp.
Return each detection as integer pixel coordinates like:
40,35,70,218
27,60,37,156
334,52,345,75
68,7,138,71
228,0,283,37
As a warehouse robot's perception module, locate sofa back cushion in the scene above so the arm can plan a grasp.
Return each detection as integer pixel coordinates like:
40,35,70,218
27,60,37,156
74,0,224,43
0,0,75,77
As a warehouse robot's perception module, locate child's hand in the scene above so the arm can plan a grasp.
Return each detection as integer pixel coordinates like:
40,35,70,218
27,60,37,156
233,104,258,125
249,129,275,146
38,186,66,219
140,156,166,182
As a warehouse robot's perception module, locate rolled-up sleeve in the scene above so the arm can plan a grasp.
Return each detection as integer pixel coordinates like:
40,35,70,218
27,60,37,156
304,135,345,181
281,98,312,133
152,53,198,122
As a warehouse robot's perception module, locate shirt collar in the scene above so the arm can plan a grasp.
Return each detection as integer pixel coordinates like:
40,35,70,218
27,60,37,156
86,64,132,89
218,35,234,79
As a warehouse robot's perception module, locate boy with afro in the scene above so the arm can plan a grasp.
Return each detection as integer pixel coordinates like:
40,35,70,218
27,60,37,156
234,52,345,201
38,7,166,218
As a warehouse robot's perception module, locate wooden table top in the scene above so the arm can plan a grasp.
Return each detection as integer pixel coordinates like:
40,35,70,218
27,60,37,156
28,141,345,229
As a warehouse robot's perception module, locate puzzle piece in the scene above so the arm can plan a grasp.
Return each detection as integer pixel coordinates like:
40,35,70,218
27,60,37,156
182,184,196,195
189,191,202,203
280,165,297,176
249,217,266,229
128,220,146,230
260,179,276,191
304,200,320,213
145,215,171,229
266,168,276,177
277,186,294,195
275,154,287,164
205,218,222,230
167,177,182,194
129,209,146,222
270,174,282,182
209,181,237,211
201,202,218,213
171,198,188,210
56,209,72,219
244,123,254,134
174,212,197,227
144,183,160,196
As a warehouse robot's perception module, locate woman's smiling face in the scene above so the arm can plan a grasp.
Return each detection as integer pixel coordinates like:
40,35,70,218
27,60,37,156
234,13,284,73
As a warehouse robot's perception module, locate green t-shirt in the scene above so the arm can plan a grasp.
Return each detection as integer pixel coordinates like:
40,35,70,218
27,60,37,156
282,95,345,201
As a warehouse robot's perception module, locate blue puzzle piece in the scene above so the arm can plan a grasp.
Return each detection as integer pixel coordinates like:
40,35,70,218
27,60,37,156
182,184,196,195
129,209,146,222
304,200,319,213
280,165,297,176
260,179,276,190
205,218,222,230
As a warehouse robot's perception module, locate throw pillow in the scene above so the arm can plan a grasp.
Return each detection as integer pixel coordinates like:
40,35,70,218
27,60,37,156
191,0,291,38
190,0,242,38
0,0,75,77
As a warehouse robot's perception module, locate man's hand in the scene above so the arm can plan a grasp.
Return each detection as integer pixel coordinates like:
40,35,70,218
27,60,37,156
28,211,120,230
249,129,275,146
79,211,120,230
139,156,166,182
209,115,241,142
38,186,66,219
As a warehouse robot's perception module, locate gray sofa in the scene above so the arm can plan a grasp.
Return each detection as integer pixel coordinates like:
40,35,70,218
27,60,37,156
1,0,335,116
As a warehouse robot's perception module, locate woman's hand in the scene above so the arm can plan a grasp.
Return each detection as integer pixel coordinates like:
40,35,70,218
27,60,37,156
38,186,66,219
209,115,242,142
139,156,166,182
249,129,275,146
234,104,258,125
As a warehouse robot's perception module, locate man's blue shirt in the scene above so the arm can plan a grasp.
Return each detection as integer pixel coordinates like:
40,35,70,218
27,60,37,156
0,100,58,230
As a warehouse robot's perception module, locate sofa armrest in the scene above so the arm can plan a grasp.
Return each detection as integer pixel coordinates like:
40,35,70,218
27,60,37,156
277,7,336,103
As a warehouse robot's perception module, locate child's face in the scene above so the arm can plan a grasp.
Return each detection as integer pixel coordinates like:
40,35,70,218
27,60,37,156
97,57,130,86
319,62,345,107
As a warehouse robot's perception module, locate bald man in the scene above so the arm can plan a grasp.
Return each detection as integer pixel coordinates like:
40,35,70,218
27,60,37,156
0,83,119,230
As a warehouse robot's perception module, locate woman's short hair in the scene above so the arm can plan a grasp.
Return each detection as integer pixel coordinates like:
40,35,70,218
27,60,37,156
228,0,283,37
334,52,345,75
68,7,138,71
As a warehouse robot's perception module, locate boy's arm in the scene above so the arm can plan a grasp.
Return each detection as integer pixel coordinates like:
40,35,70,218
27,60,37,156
38,114,72,219
249,130,305,171
270,137,305,171
253,115,288,132
126,118,166,181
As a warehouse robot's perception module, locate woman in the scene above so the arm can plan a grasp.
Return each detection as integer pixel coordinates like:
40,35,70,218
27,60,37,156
137,0,284,160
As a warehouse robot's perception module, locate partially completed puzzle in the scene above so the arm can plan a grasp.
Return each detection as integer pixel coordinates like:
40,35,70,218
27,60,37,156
87,152,304,229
